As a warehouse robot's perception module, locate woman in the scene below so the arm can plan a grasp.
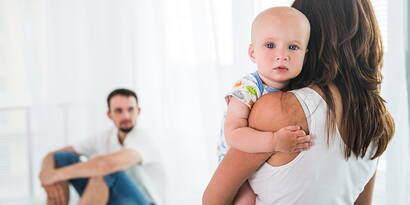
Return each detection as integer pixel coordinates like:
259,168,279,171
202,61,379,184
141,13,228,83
203,0,395,204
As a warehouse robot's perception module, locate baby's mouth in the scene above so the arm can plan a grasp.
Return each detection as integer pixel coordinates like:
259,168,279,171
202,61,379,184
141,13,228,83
273,66,288,71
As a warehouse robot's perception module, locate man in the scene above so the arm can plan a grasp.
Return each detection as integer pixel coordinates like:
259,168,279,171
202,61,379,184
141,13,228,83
39,88,159,205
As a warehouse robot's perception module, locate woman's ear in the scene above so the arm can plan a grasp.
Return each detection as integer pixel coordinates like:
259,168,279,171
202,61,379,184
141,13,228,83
248,44,256,63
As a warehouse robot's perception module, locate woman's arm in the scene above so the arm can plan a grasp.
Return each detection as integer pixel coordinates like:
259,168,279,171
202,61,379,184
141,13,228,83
203,148,271,205
354,173,376,205
203,92,306,204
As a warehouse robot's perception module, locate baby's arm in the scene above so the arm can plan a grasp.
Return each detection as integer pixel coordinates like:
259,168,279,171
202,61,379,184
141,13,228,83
225,97,275,152
232,181,255,205
225,97,313,153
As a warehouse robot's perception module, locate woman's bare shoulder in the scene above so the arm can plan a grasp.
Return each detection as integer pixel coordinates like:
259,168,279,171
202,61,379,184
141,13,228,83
258,91,299,106
248,91,307,132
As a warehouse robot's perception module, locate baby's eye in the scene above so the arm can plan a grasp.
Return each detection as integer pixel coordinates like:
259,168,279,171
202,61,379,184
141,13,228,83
289,44,299,50
265,43,275,49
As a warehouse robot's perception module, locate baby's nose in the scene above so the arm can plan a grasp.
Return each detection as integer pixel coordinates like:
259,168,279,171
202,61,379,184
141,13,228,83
275,55,289,61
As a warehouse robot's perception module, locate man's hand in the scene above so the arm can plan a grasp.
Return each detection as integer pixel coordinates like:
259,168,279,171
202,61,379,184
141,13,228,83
272,125,314,153
42,182,69,205
39,168,60,186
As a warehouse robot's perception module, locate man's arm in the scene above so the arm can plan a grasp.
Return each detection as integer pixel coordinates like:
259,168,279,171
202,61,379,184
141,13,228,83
203,92,302,204
42,148,141,185
39,146,75,205
39,146,76,184
354,173,376,205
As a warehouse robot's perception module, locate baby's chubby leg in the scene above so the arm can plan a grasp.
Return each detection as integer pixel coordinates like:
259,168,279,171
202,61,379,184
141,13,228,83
233,181,256,205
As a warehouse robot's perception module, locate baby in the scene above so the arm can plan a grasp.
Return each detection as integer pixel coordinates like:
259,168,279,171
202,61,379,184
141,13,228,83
217,7,313,204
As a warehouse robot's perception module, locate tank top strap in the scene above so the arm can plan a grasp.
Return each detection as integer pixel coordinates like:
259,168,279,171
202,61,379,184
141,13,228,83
289,87,326,131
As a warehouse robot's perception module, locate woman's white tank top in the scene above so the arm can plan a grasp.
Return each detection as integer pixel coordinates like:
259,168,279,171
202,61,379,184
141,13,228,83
248,87,378,205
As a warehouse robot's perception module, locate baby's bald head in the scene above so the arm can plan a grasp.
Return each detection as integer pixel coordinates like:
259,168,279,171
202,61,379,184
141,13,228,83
251,7,310,44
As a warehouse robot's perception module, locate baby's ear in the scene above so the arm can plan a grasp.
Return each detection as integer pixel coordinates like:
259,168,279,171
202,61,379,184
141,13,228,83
248,44,256,63
306,48,309,53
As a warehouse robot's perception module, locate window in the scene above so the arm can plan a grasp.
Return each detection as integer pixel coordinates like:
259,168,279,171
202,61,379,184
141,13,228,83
0,109,31,202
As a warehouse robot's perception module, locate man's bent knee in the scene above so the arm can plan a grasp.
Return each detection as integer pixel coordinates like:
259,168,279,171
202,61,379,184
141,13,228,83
54,152,81,168
103,171,130,187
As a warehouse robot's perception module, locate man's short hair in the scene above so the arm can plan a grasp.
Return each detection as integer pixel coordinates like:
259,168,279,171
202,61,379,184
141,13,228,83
107,88,139,110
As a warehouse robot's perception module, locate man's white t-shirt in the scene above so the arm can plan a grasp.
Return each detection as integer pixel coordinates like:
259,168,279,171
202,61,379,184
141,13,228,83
72,127,163,205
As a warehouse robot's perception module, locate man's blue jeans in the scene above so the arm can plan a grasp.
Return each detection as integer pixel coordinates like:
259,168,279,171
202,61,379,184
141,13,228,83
54,151,150,205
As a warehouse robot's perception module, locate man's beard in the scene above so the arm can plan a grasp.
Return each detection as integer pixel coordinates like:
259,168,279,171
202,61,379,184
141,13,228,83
119,126,134,133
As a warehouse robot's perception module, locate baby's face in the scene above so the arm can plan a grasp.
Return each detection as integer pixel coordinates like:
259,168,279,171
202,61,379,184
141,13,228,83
249,8,310,89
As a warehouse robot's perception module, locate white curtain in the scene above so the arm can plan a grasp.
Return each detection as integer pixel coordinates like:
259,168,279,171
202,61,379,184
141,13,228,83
378,0,410,203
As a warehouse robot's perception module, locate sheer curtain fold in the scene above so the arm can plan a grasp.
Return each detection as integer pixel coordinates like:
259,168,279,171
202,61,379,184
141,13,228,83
381,0,410,204
133,1,226,203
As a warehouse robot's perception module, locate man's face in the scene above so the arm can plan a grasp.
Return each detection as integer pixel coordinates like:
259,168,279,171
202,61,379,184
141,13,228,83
107,95,140,133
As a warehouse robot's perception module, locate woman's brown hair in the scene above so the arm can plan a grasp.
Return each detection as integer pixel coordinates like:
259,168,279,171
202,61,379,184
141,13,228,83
291,0,395,159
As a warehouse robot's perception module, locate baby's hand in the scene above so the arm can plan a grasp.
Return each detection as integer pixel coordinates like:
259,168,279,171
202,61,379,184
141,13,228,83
272,125,314,153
